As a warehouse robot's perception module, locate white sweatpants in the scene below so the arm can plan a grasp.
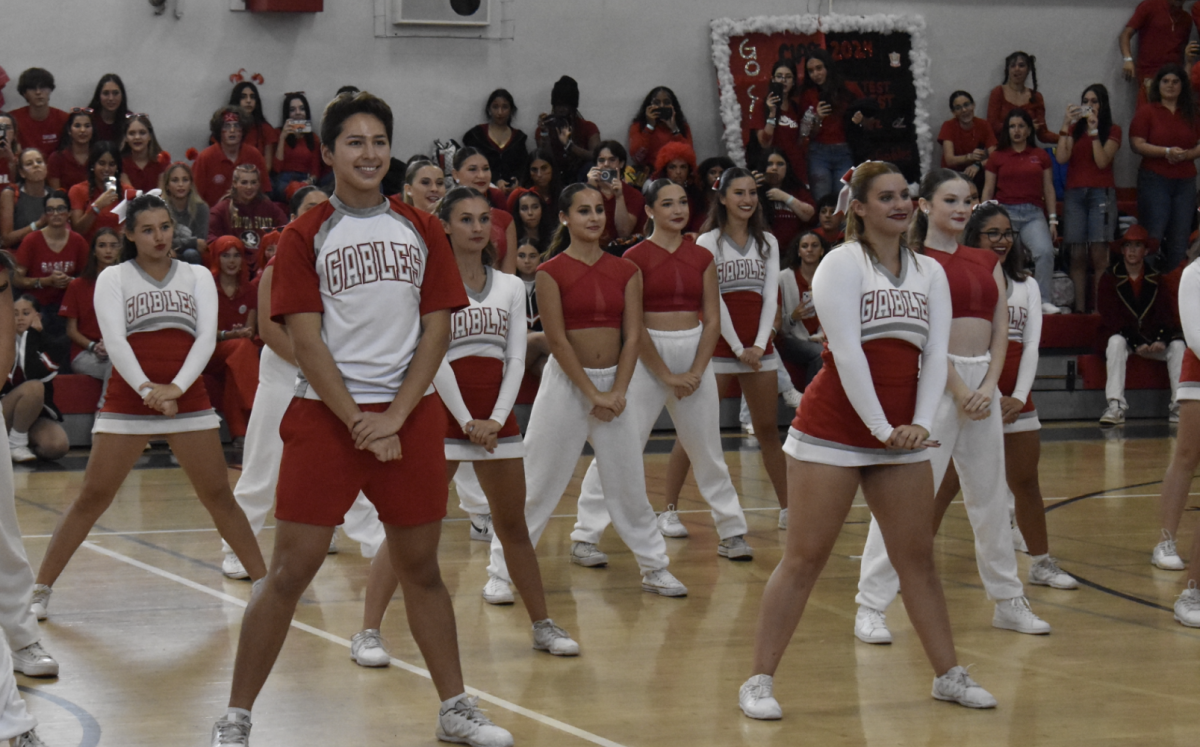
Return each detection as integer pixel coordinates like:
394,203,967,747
1104,335,1185,408
0,634,35,741
227,348,386,558
571,327,747,542
856,353,1024,609
453,463,490,516
487,358,669,582
0,413,41,652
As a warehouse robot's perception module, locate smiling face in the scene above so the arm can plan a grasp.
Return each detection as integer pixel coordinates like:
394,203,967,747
323,113,390,196
441,196,492,255
529,158,553,189
951,95,974,125
13,299,37,334
234,169,260,203
805,58,827,87
43,196,69,229
405,165,445,214
720,176,759,224
93,152,118,184
69,114,93,146
454,154,492,192
126,206,174,261
852,173,912,239
124,119,149,154
288,98,307,122
976,213,1014,262
19,150,46,184
93,232,121,268
219,245,243,277
796,232,825,266
517,193,543,229
923,177,972,237
100,81,122,113
561,188,605,243
647,183,689,234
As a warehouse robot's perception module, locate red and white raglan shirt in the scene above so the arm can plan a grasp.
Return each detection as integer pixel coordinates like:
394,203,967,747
1176,259,1200,401
271,194,466,404
432,266,527,461
785,243,951,467
696,228,780,374
92,260,220,434
999,273,1043,432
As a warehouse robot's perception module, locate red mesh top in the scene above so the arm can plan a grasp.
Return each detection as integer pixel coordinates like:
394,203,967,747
926,245,998,321
538,251,638,330
623,238,712,313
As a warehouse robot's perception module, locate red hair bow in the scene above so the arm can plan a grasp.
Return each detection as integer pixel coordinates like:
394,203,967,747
229,69,265,85
157,151,172,167
186,147,199,161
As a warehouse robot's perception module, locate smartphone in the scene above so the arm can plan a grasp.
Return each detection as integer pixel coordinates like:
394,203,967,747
1081,106,1093,117
653,106,672,120
288,119,312,133
768,81,785,102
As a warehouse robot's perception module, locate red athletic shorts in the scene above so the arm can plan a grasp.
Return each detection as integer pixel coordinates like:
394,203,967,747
275,395,448,527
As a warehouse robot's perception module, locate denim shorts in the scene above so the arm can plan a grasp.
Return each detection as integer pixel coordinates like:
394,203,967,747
1063,187,1116,244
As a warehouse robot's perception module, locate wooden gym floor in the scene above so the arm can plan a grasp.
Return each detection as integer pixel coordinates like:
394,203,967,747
9,422,1199,746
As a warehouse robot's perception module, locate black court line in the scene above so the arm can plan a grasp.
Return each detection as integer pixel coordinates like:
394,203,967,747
18,685,102,747
1044,479,1164,513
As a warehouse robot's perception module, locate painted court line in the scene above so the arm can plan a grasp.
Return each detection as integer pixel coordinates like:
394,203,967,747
78,540,630,747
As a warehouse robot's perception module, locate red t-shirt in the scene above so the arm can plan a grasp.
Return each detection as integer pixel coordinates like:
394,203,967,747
217,280,258,331
123,156,166,193
986,87,1057,144
191,143,269,207
1129,102,1200,179
1127,0,1193,80
938,117,997,168
11,107,69,156
273,134,322,176
92,116,122,145
490,208,513,266
801,84,865,145
46,150,89,191
602,182,647,246
0,160,11,187
14,229,89,307
986,147,1052,209
68,182,120,243
58,276,101,360
243,122,279,156
1066,125,1122,189
767,188,816,252
627,121,694,170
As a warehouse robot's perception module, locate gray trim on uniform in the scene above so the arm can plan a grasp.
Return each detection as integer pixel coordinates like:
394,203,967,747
869,248,909,288
129,258,180,290
465,266,494,304
862,321,929,344
788,427,904,456
127,317,197,335
95,409,216,421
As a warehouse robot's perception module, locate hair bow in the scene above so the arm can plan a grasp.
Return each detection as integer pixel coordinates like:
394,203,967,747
229,69,265,85
113,189,163,225
834,167,856,216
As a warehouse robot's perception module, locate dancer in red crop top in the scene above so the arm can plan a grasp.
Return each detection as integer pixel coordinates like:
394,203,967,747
569,179,752,562
487,184,686,597
856,169,1053,646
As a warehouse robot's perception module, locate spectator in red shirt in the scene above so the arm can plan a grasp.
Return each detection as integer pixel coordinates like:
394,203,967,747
1121,0,1197,102
119,114,166,193
461,89,529,192
699,156,735,192
47,109,93,192
271,93,322,201
67,142,123,244
85,74,129,145
801,49,866,201
231,81,278,174
986,51,1058,145
14,190,89,365
192,106,269,207
812,193,845,246
628,86,693,172
983,109,1058,311
451,147,517,272
1131,64,1200,270
401,159,445,214
758,147,816,252
1055,84,1122,312
653,141,705,233
1,148,50,249
0,113,18,187
753,60,811,189
206,235,259,442
534,76,600,182
59,227,120,386
10,68,68,156
506,147,562,219
588,140,645,245
207,164,286,265
939,91,996,192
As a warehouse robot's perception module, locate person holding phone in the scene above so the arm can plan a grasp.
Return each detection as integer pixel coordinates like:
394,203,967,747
756,60,811,189
272,93,322,201
628,86,693,172
67,142,123,244
801,50,866,201
986,51,1058,145
535,76,600,180
938,91,996,192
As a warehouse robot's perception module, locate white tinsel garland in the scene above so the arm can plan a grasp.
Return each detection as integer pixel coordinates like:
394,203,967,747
711,14,933,177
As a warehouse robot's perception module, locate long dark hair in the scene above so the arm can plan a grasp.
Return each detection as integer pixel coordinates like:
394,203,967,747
511,190,554,245
120,194,173,262
229,81,269,127
82,227,121,281
280,92,316,151
484,88,517,124
909,168,970,249
543,183,601,260
57,110,94,153
641,177,689,236
759,147,803,192
438,186,495,266
86,74,129,122
1150,64,1195,123
522,147,562,196
699,167,769,258
996,109,1036,151
452,146,489,174
964,202,1027,281
633,86,689,131
803,49,852,105
1072,84,1115,145
1001,51,1039,92
948,90,974,111
86,141,123,194
783,230,830,271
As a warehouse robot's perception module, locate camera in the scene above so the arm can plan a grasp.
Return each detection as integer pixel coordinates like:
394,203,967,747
596,169,617,184
543,115,569,132
288,119,312,134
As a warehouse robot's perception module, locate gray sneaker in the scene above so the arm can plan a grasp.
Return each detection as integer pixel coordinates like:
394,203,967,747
532,619,580,656
1153,529,1186,570
11,729,46,747
469,514,494,542
1174,581,1200,628
211,714,251,746
222,552,249,580
29,584,50,621
656,505,688,538
932,665,997,708
436,696,513,747
11,642,57,677
1028,556,1077,589
717,535,754,560
569,541,608,568
1099,401,1125,425
350,629,390,668
739,674,782,719
641,569,687,597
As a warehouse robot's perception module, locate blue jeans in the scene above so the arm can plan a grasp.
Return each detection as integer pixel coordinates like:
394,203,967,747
1137,168,1194,272
1006,203,1055,304
272,171,310,202
1063,187,1116,244
808,142,854,202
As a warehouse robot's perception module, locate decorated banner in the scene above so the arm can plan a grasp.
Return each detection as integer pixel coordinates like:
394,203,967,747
711,14,933,184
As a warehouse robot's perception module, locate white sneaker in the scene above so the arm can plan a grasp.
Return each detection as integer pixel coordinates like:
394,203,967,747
656,505,688,538
469,514,494,542
781,388,802,409
1099,401,1125,425
222,552,249,580
718,535,754,560
854,605,893,644
1011,517,1028,553
11,728,46,747
1028,556,1077,590
932,665,997,708
1040,302,1061,315
569,541,608,568
777,508,788,530
327,534,338,554
739,674,782,719
436,695,513,747
211,714,252,746
11,642,58,677
9,445,35,463
741,421,755,436
350,629,390,667
641,569,687,597
29,584,50,621
992,596,1051,634
481,574,514,605
532,619,580,656
1174,581,1200,628
1153,529,1186,570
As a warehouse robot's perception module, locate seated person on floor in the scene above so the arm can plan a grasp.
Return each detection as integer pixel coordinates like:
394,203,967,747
3,293,68,462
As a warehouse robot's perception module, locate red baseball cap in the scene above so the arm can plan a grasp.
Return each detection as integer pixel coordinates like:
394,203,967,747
1111,224,1158,254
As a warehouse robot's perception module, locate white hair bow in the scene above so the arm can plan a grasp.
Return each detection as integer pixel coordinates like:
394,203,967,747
113,188,163,225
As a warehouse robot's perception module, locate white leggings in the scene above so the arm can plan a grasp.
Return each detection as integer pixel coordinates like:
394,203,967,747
571,327,747,542
1104,335,1185,408
856,353,1023,610
227,348,386,558
487,358,668,582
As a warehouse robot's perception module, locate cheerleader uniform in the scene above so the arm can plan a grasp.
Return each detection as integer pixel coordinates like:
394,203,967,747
1177,261,1200,401
857,245,1027,612
486,252,671,584
697,229,781,374
784,243,950,467
1000,274,1043,433
91,260,221,434
570,239,749,544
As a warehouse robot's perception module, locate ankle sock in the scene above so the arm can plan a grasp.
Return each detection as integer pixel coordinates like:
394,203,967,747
226,707,251,723
440,693,467,712
1031,553,1049,564
9,430,28,447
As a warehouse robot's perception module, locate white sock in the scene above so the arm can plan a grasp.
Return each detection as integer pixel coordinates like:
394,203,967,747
9,430,28,447
1031,553,1049,564
226,707,251,723
440,693,467,712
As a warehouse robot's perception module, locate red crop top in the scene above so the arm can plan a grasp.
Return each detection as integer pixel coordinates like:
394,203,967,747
623,238,713,313
538,251,638,330
926,245,999,321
